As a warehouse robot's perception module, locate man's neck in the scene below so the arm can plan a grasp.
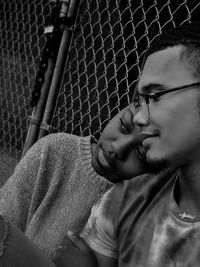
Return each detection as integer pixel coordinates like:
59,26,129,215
178,162,200,216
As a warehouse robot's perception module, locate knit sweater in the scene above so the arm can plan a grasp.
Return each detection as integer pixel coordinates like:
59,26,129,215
0,133,112,259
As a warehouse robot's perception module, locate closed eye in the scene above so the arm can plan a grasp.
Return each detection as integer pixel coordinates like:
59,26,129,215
119,118,130,134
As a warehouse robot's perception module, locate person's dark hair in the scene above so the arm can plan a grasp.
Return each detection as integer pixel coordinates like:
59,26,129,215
147,22,200,79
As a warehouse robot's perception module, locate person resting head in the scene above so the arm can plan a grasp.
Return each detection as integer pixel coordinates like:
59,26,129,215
53,103,169,267
0,102,152,263
91,103,154,182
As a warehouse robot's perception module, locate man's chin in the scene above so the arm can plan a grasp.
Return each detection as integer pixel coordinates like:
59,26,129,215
145,153,169,174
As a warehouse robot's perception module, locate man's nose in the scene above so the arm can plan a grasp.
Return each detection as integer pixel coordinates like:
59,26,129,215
133,110,149,128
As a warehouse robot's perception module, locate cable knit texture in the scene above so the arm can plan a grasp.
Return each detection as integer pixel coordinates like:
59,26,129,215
0,133,113,259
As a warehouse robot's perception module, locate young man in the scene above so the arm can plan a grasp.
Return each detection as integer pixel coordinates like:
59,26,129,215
56,22,200,267
0,103,150,265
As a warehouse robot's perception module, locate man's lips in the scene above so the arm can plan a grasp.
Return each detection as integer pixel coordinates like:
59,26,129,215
140,131,160,141
139,131,160,149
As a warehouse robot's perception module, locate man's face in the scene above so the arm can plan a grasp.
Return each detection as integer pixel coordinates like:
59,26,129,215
134,45,200,168
91,104,149,182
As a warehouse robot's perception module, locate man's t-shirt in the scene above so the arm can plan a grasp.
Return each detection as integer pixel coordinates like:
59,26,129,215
82,170,200,267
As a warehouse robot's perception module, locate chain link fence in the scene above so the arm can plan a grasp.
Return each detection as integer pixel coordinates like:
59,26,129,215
0,0,200,182
51,0,200,139
0,0,52,181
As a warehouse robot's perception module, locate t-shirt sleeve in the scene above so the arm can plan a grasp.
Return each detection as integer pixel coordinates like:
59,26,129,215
81,188,118,259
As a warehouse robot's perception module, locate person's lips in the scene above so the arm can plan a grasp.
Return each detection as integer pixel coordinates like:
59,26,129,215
98,145,116,171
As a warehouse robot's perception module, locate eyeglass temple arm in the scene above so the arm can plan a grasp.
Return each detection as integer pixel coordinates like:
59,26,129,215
147,81,200,98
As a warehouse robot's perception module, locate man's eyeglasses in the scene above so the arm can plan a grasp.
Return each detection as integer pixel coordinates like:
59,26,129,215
134,81,200,121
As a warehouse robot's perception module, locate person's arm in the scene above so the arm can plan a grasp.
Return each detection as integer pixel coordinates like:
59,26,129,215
0,215,56,267
82,189,118,252
53,231,117,267
93,250,117,267
0,136,46,230
53,187,120,267
80,187,119,267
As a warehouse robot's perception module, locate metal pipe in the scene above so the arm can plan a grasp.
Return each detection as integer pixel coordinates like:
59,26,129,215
22,57,56,156
22,0,80,153
38,27,72,138
38,0,80,139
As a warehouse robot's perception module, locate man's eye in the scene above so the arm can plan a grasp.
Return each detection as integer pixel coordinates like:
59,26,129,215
151,95,161,102
119,118,129,134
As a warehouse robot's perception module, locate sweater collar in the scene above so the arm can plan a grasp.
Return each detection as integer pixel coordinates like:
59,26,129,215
79,135,113,187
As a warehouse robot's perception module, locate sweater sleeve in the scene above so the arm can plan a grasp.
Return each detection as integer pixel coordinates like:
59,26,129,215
0,133,95,233
0,136,47,231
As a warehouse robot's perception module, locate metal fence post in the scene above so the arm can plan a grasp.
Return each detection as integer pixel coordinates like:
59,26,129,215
22,0,80,155
38,0,80,139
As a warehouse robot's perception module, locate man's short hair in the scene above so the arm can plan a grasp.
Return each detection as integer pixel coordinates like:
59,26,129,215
147,22,200,79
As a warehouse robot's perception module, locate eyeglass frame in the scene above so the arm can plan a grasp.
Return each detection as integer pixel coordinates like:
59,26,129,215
134,81,200,120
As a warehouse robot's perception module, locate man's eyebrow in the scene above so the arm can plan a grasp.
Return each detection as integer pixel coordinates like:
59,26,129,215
139,83,165,94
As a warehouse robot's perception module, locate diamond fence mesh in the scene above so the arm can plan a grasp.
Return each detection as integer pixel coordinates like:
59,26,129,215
51,0,200,139
0,0,200,181
0,0,52,181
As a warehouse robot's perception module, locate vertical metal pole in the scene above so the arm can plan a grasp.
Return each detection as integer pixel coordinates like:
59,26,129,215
22,57,56,156
22,1,61,156
38,28,72,138
22,0,80,155
38,0,80,138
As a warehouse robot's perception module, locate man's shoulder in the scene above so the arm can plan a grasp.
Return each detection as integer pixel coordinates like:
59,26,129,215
121,169,176,203
97,173,162,222
86,169,177,230
101,169,175,221
96,185,123,222
94,173,163,223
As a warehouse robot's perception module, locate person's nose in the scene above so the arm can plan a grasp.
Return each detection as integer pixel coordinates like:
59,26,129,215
110,136,134,160
133,110,149,128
